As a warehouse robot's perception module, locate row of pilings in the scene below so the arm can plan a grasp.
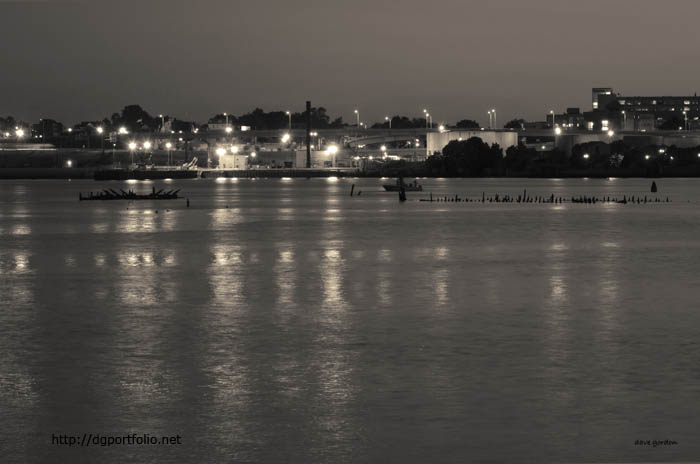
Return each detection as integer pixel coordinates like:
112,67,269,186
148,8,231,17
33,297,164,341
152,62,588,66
418,192,671,204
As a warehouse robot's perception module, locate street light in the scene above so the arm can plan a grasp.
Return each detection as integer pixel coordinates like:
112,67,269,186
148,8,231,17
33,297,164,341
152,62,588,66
607,130,615,137
326,144,338,167
159,114,165,131
286,111,291,130
354,109,360,128
231,146,239,154
554,126,562,135
144,141,152,150
216,147,226,156
487,110,492,129
118,126,128,134
15,128,24,138
166,142,172,166
96,126,105,154
425,114,430,129
438,125,446,132
385,116,391,129
491,108,496,129
281,133,290,144
128,142,137,166
549,110,555,128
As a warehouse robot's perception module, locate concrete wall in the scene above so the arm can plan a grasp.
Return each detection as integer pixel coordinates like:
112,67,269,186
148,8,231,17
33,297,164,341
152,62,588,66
427,130,519,157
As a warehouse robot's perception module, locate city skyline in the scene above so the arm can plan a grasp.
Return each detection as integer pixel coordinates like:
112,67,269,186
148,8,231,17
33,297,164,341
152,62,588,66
2,0,700,125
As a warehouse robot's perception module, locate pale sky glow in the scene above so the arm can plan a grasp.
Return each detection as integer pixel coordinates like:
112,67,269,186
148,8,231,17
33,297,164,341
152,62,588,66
1,0,699,125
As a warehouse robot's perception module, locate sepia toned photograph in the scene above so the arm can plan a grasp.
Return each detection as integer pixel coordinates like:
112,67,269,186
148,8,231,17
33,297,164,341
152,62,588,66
2,1,699,462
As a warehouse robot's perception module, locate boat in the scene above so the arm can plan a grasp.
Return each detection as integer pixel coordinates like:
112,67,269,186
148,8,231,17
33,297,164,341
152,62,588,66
383,179,423,192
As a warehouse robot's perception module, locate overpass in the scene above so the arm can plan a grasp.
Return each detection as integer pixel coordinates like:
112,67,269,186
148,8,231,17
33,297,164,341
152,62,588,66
141,126,700,159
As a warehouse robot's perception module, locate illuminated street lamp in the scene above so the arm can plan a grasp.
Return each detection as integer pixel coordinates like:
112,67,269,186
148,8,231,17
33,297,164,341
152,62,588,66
491,108,496,129
143,141,152,151
96,126,105,154
159,114,165,131
118,126,128,134
15,128,24,139
487,110,492,129
66,160,72,168
281,133,291,144
385,116,391,129
326,144,338,167
166,142,172,166
216,147,226,157
549,110,555,128
225,126,233,134
128,142,137,166
607,130,615,138
286,111,291,130
583,153,590,159
354,109,360,128
250,152,256,158
554,126,562,136
230,146,239,154
425,114,430,129
438,124,446,133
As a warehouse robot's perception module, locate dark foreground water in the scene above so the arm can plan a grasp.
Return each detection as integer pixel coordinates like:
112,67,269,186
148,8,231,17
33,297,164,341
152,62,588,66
2,177,700,463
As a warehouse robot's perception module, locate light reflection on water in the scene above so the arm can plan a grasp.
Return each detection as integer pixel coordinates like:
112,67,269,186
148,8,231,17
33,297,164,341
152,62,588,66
1,178,700,463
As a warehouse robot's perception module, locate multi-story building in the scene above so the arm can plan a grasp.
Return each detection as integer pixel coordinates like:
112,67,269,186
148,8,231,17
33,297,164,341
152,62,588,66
586,87,700,131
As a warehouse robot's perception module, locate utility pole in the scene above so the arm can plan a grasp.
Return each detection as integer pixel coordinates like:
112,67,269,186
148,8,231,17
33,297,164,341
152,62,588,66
306,101,311,168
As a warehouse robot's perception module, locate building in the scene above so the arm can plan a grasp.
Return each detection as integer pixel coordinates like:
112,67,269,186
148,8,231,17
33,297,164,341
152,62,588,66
547,108,584,129
592,88,614,110
587,87,700,131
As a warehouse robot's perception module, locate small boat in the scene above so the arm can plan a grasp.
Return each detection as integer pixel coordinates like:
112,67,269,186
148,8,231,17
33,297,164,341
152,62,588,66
383,179,422,192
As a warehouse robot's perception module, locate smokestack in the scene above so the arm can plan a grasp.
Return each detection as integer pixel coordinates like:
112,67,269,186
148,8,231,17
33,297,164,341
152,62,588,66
306,101,311,168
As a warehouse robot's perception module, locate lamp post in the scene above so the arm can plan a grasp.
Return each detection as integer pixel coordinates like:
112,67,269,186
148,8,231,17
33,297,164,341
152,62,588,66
97,126,104,154
491,108,496,129
166,142,172,166
621,110,626,131
549,110,555,129
354,109,360,128
327,144,338,168
385,116,391,129
159,114,165,132
286,111,291,130
425,113,430,129
487,110,492,129
128,142,136,167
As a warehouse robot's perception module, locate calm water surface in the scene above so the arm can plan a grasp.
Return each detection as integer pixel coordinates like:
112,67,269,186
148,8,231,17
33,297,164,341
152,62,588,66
2,177,700,463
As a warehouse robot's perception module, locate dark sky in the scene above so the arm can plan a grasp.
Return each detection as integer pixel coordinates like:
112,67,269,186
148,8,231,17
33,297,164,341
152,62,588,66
2,0,699,126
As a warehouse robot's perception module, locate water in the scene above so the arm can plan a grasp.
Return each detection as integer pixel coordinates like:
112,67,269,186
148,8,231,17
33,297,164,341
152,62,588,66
2,177,700,463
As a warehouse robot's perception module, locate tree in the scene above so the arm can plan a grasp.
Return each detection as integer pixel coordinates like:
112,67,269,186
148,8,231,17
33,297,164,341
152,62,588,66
504,119,525,129
426,137,503,176
504,144,536,173
455,119,480,129
659,116,684,130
